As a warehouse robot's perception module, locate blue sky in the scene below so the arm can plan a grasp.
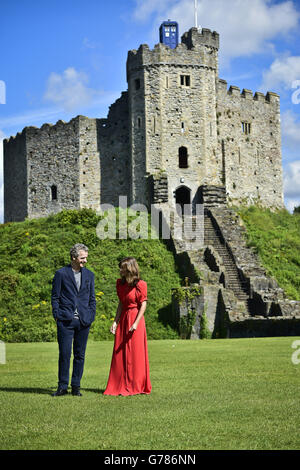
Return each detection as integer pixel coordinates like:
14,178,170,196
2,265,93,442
1,0,300,222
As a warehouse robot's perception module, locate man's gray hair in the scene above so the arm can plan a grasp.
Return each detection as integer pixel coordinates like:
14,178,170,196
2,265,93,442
70,243,89,260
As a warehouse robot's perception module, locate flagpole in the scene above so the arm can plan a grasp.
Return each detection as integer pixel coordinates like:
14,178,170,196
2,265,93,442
194,0,198,28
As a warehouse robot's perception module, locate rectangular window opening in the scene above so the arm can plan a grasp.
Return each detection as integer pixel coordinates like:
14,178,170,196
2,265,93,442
134,78,141,90
242,122,251,134
180,75,190,87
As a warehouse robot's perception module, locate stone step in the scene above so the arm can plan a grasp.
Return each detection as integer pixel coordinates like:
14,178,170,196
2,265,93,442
230,285,248,292
204,211,251,301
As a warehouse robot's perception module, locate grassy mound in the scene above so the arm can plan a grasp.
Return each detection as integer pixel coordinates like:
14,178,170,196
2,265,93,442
0,208,182,342
237,206,300,300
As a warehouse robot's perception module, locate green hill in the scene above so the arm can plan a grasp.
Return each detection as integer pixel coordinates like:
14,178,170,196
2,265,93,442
0,208,183,342
237,206,300,301
0,206,299,342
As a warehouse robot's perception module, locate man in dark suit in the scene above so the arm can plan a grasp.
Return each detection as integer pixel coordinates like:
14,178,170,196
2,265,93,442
51,243,96,396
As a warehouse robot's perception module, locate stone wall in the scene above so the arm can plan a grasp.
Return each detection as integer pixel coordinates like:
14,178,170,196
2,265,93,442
78,116,101,211
4,131,28,222
26,118,81,219
3,131,28,222
216,80,283,209
96,92,130,207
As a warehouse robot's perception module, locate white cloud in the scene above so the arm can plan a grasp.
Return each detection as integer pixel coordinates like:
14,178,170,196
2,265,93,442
285,196,300,213
283,160,300,199
133,0,171,22
0,89,120,138
133,0,300,64
82,37,98,50
260,55,300,92
281,110,300,151
0,107,64,132
44,67,98,112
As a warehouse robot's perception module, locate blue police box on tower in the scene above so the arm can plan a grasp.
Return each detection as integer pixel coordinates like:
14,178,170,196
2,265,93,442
159,20,179,49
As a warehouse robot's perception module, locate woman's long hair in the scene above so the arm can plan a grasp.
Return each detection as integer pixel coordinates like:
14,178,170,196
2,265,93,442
119,257,140,286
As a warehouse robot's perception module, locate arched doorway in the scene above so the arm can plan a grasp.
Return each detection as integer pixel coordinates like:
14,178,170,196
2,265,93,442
175,185,191,215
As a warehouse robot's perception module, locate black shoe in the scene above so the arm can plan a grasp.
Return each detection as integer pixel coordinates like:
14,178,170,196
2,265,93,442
52,388,68,397
72,387,82,396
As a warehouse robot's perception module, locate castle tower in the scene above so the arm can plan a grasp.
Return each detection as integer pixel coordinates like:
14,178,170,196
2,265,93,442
126,26,221,210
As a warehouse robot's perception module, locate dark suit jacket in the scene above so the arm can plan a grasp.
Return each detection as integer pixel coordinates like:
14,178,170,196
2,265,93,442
51,264,96,326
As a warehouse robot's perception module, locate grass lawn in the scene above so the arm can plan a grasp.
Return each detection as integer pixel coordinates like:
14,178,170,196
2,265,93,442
0,338,300,450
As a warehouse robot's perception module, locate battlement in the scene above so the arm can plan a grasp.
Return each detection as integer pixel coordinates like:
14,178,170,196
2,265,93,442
181,27,219,50
4,115,95,146
127,42,184,71
4,128,26,146
127,27,219,79
217,79,280,105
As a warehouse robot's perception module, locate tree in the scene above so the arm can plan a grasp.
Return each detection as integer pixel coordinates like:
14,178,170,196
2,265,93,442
293,205,300,215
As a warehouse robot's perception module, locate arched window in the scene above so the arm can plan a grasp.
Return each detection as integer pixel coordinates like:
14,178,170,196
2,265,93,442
179,146,188,168
51,185,57,201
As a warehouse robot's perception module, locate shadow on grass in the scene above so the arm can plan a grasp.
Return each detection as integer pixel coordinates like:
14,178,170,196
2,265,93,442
0,387,105,395
82,388,105,394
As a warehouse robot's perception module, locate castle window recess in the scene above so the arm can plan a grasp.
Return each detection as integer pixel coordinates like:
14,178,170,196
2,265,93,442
180,75,190,87
134,79,141,90
179,146,188,168
242,122,251,134
51,185,57,201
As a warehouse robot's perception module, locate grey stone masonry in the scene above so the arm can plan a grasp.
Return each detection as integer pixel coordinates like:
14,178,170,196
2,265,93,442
4,118,82,221
4,131,27,222
217,80,283,209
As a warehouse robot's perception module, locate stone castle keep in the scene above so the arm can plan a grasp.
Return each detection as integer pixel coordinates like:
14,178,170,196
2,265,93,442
4,23,300,337
4,24,284,222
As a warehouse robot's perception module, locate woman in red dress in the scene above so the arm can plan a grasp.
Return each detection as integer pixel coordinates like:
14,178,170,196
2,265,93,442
103,257,152,396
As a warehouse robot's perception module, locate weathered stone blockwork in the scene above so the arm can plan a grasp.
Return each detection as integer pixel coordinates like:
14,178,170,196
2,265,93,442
4,118,82,221
216,82,283,208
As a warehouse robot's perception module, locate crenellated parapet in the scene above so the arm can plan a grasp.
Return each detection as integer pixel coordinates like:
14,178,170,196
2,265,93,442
181,27,219,50
127,27,219,80
4,117,82,148
217,79,279,106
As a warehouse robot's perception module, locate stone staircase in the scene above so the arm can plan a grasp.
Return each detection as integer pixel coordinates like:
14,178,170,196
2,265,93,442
167,185,300,336
172,214,204,252
204,211,249,303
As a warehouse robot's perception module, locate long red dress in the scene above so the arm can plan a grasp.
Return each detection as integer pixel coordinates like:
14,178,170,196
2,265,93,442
103,279,152,396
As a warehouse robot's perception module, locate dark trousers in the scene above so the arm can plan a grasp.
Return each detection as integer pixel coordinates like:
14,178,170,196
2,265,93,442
57,317,90,389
